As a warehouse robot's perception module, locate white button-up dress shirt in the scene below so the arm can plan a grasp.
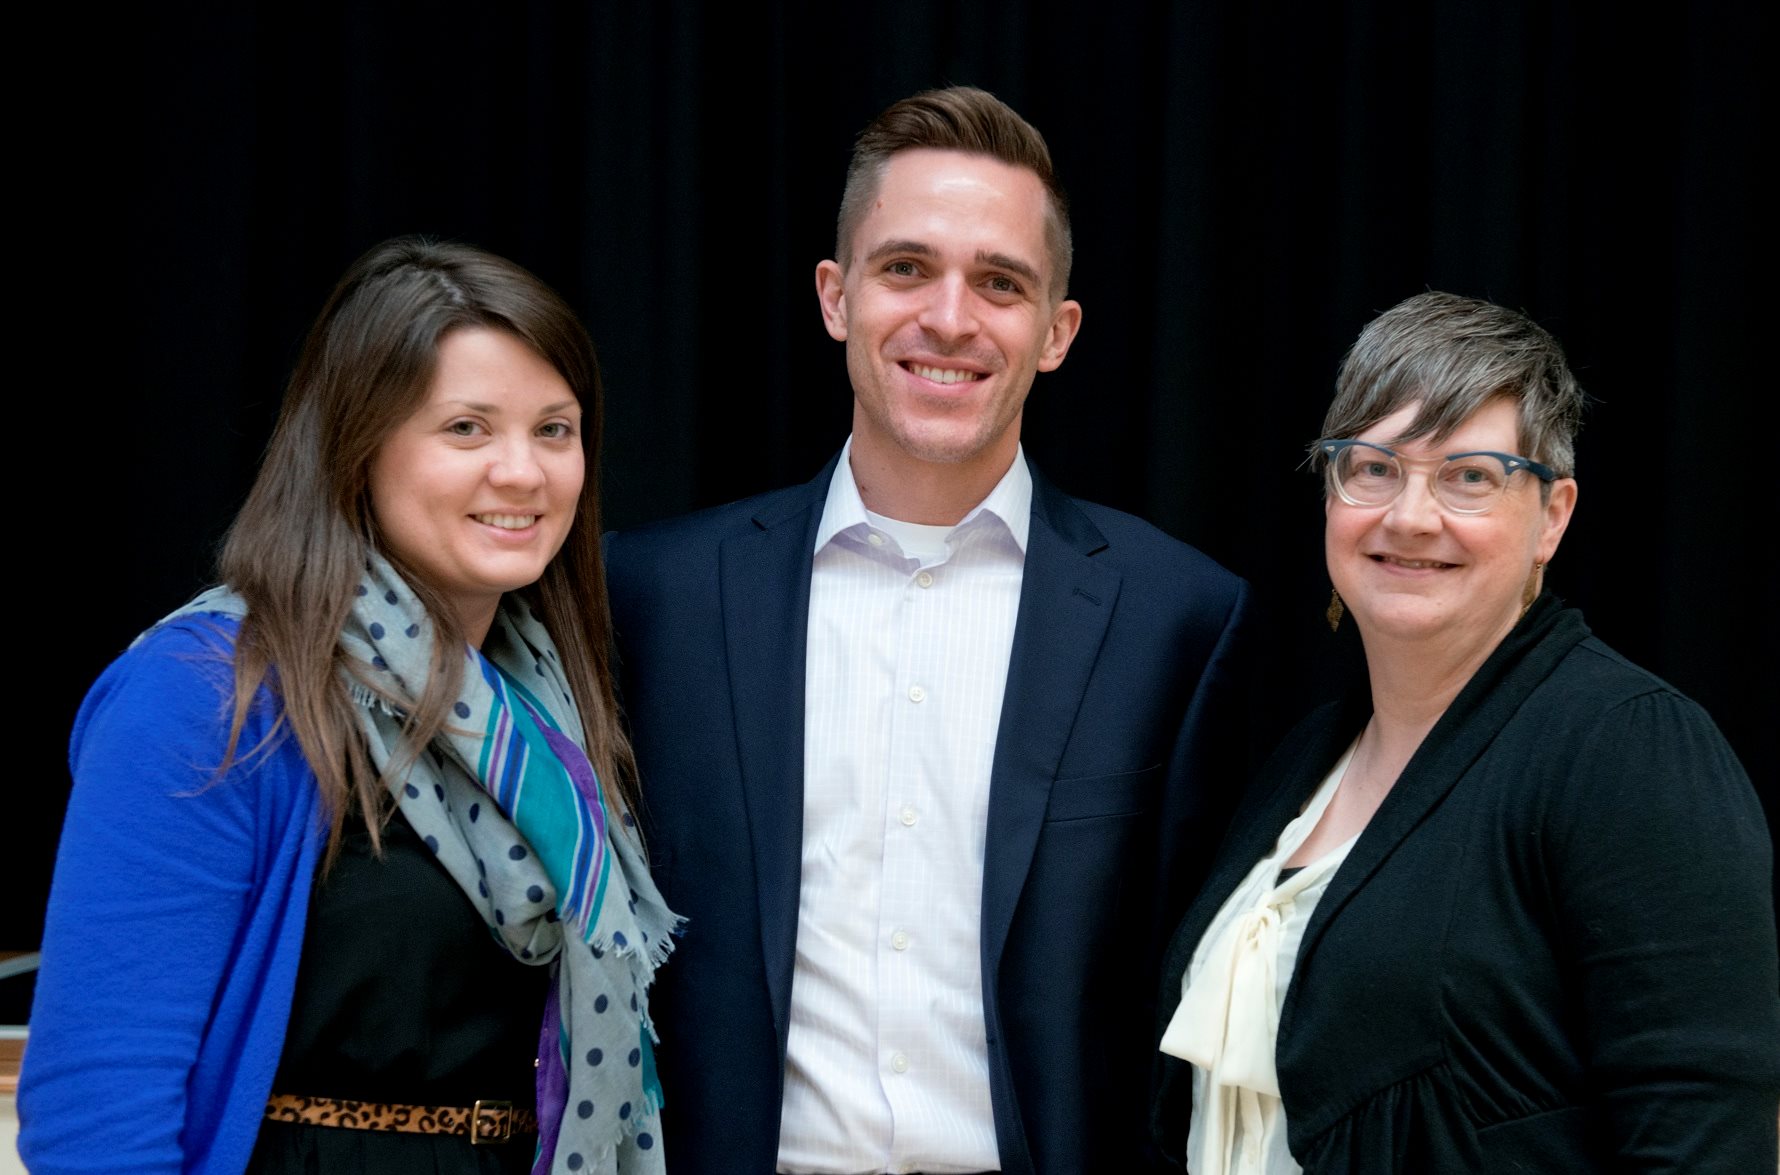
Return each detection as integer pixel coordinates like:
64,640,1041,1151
776,439,1028,1175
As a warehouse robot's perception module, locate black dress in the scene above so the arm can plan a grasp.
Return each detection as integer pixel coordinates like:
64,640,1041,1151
247,806,552,1174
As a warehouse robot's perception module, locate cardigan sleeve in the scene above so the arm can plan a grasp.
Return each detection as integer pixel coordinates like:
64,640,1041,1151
20,618,322,1175
1547,688,1780,1172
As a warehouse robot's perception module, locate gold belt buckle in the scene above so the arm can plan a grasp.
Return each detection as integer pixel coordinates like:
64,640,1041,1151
471,1099,513,1145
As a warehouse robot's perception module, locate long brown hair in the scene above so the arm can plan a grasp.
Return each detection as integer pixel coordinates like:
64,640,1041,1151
217,236,635,861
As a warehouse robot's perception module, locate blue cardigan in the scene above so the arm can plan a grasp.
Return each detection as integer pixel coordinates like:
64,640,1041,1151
21,615,324,1175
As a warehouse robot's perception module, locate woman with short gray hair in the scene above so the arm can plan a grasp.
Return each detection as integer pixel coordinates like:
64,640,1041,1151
1153,292,1779,1173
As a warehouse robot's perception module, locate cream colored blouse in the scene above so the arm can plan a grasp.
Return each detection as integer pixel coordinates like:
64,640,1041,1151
1159,743,1360,1175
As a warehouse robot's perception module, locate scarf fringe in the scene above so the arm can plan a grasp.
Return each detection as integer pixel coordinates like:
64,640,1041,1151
346,680,406,720
548,1104,665,1175
587,911,686,987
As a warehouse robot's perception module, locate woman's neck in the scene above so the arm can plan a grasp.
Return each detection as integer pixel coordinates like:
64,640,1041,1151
1286,614,1517,869
1358,615,1511,747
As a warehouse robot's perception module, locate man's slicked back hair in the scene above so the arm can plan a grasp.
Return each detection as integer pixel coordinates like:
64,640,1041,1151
836,86,1073,300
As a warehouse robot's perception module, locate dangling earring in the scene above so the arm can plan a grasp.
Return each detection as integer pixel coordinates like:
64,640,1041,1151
1520,561,1544,615
1326,588,1345,633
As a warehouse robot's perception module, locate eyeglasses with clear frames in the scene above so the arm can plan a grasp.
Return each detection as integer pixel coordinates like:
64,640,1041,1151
1314,439,1557,515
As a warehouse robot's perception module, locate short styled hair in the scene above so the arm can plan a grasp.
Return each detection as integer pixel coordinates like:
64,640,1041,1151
835,86,1073,300
1319,291,1585,478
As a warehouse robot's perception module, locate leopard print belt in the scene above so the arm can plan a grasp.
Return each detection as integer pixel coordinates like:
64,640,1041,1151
264,1093,540,1145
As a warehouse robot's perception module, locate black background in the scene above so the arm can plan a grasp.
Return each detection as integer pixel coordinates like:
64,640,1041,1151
19,3,1773,958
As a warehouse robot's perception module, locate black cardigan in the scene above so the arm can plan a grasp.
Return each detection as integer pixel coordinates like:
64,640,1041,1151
1152,597,1780,1173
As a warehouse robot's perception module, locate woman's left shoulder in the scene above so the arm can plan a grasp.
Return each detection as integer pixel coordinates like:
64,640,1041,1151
1532,630,1729,744
1547,629,1686,700
1517,632,1760,833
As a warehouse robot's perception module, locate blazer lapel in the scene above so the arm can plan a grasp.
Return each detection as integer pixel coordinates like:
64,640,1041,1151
980,466,1123,979
718,459,833,1047
1156,700,1361,1010
1150,699,1360,1153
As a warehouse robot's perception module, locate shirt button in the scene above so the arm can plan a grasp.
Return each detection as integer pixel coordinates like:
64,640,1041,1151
899,804,917,827
907,685,925,703
890,1052,909,1074
915,570,934,588
867,531,885,547
891,929,910,950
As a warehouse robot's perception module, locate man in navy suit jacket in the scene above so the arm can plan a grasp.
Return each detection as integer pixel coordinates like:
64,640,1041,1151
605,86,1251,1174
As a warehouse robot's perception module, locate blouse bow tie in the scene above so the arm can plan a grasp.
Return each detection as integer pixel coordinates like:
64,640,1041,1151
1162,900,1285,1096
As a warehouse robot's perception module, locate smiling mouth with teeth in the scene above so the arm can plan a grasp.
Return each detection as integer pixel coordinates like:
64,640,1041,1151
905,362,983,385
474,513,539,530
1372,554,1457,569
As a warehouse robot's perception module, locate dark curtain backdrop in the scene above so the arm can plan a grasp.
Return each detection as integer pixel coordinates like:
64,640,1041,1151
21,3,1772,953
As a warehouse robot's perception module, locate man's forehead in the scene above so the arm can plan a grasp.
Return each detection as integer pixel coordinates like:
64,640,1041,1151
851,149,1053,265
869,147,1047,206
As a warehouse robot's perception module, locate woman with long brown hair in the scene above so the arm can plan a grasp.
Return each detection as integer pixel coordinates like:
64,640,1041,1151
21,237,678,1174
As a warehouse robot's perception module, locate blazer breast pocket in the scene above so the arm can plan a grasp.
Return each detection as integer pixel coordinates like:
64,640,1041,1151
1043,763,1161,822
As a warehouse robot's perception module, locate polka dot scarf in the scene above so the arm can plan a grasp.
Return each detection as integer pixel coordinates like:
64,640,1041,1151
174,556,682,1174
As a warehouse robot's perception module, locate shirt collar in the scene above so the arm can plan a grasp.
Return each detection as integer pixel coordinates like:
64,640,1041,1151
814,436,1033,555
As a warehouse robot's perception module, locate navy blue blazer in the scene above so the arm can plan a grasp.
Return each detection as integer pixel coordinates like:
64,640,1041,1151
605,454,1251,1174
